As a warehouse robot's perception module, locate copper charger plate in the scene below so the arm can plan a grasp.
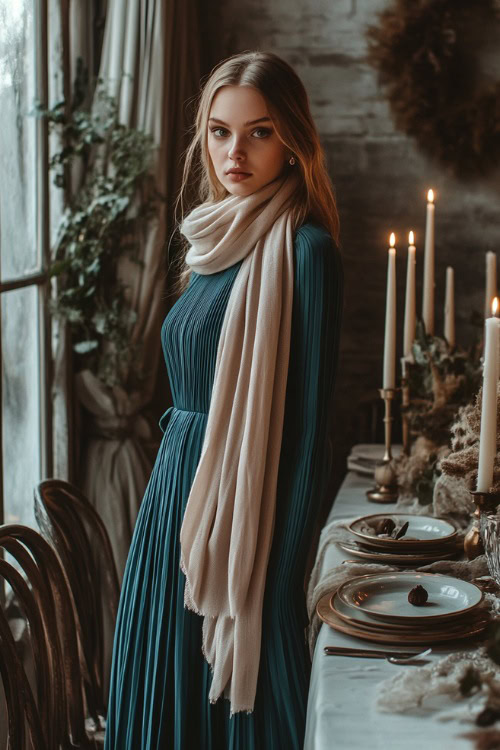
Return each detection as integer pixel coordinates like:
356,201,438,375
338,541,459,565
329,593,487,636
316,592,488,645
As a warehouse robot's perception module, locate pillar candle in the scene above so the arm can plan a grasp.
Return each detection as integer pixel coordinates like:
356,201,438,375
383,234,397,389
485,251,498,320
422,189,435,336
444,266,455,348
403,232,416,358
477,304,499,492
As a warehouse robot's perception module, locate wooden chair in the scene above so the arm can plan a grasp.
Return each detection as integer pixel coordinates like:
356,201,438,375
0,563,47,750
0,523,100,748
35,479,120,724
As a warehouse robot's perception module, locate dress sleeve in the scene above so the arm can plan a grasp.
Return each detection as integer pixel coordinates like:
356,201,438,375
270,223,344,588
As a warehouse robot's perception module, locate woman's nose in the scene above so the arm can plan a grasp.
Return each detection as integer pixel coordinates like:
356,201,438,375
228,137,246,162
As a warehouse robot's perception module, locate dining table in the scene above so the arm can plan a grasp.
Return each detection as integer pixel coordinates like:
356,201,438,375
303,456,483,750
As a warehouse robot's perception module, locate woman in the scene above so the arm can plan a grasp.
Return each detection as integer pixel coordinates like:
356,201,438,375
105,51,343,750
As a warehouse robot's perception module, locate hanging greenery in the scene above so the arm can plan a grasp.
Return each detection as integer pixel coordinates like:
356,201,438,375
36,60,163,388
366,0,500,178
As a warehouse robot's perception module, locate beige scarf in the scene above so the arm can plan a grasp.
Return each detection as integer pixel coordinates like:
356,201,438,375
179,176,297,714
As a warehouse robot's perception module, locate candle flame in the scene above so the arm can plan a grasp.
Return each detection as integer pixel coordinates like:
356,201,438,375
389,232,396,248
493,297,499,316
409,230,415,245
427,189,434,203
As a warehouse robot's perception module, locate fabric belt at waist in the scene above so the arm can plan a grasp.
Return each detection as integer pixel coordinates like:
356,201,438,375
159,405,208,433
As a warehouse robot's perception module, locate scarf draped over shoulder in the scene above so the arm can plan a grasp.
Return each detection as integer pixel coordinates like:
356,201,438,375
179,175,297,714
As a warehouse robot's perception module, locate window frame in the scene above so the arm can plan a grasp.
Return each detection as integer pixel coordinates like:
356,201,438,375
0,0,53,525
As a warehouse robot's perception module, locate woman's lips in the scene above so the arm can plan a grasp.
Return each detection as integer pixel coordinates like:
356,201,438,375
226,171,252,182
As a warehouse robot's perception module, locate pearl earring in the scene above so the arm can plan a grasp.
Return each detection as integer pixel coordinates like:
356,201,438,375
289,156,296,165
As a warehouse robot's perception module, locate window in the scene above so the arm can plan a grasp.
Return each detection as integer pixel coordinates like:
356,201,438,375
0,0,52,527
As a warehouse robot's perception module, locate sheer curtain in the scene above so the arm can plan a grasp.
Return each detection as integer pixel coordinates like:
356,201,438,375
50,0,104,484
75,0,201,579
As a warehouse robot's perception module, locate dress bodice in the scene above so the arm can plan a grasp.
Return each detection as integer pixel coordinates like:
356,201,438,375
162,261,242,415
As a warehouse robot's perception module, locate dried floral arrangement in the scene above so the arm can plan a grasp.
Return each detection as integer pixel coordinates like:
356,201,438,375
35,60,163,387
441,383,500,494
427,383,499,525
366,0,500,178
396,436,449,506
406,322,483,445
395,322,482,503
455,627,500,738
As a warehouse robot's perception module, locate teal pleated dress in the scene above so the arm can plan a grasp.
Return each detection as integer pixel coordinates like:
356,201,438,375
104,223,343,750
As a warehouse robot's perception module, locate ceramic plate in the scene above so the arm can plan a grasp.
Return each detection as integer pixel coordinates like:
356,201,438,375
348,514,457,550
338,541,458,565
330,593,486,635
337,572,483,623
316,592,487,645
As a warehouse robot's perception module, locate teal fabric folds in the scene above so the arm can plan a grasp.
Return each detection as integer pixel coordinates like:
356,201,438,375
104,223,343,749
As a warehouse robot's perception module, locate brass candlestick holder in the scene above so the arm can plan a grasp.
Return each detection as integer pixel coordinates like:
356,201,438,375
366,387,399,503
400,357,411,456
464,491,500,560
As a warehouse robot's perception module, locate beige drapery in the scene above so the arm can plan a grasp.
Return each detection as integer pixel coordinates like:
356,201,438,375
76,0,202,579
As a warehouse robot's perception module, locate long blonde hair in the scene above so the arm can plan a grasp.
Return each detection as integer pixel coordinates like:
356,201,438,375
173,51,339,293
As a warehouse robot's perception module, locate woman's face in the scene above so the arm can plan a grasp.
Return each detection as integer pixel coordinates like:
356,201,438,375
207,85,288,197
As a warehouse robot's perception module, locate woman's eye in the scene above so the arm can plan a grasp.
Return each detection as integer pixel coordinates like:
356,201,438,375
252,128,272,138
209,126,272,139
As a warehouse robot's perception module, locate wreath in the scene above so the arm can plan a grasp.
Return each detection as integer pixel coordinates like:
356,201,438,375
367,0,500,178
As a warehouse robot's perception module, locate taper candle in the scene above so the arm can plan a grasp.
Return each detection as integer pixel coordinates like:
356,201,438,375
383,233,397,389
477,297,499,492
444,266,455,348
403,231,416,358
485,251,498,320
422,189,435,336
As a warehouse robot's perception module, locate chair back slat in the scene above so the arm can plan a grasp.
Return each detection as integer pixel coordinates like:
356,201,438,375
0,524,88,746
35,478,119,727
0,612,25,750
0,559,53,747
35,493,104,719
0,567,48,750
38,480,119,611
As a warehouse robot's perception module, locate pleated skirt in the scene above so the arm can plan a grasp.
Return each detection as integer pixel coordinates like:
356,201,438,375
104,405,310,750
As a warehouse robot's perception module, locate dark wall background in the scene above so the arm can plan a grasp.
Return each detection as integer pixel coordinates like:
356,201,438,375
195,0,500,509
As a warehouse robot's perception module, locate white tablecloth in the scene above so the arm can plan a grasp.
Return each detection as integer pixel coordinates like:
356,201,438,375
304,469,472,750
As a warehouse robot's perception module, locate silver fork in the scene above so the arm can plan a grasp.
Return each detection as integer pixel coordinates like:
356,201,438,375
323,646,432,664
